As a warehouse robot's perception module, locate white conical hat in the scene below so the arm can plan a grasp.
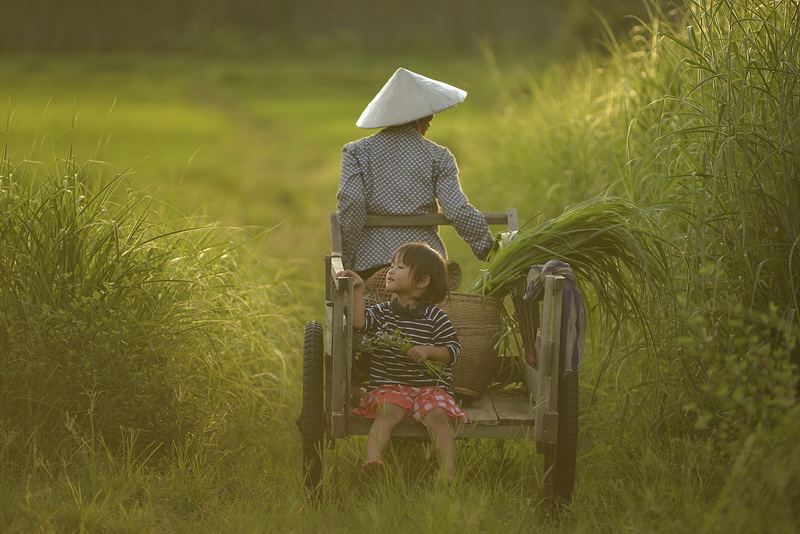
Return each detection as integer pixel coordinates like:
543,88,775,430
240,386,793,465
356,68,467,129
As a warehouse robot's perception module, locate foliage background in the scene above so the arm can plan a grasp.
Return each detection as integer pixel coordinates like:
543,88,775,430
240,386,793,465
1,0,669,55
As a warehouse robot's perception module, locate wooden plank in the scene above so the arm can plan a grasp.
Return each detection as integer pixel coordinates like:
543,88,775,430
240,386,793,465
343,278,354,430
331,210,515,255
363,212,513,228
347,415,536,439
506,208,519,232
534,275,568,442
331,413,347,440
325,255,333,302
330,212,343,255
365,214,450,226
324,305,333,357
463,395,499,425
540,411,559,443
523,362,538,399
534,338,554,441
329,256,345,289
534,276,555,441
458,423,536,439
346,392,540,440
564,289,579,373
490,392,536,424
548,276,565,433
329,282,348,439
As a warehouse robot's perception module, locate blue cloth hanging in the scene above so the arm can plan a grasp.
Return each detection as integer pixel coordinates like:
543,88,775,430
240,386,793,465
523,259,586,372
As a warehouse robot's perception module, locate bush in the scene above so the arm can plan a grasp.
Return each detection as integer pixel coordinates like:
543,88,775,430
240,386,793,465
679,301,798,450
702,403,800,532
0,159,252,463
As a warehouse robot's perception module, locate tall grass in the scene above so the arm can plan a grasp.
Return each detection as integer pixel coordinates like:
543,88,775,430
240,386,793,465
473,0,799,530
615,0,799,447
634,0,800,317
0,154,299,470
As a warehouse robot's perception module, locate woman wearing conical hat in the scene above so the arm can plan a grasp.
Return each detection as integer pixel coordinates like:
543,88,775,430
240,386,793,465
338,68,495,280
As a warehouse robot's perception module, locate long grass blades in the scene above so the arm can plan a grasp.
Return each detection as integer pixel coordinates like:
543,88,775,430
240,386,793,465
0,158,296,463
468,197,672,333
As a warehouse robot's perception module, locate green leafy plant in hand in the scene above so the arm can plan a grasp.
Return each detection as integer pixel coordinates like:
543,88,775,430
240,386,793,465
371,328,447,379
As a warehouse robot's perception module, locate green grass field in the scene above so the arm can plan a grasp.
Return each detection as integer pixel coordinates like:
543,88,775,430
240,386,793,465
2,1,799,531
2,53,522,307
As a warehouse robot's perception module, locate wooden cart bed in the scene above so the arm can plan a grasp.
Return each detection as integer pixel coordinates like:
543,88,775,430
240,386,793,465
347,390,539,439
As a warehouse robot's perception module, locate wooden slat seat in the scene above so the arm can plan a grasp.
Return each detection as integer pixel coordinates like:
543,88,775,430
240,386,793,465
346,391,536,440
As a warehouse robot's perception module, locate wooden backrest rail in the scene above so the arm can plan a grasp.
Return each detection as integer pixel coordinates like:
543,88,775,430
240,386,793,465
364,212,513,227
330,208,518,256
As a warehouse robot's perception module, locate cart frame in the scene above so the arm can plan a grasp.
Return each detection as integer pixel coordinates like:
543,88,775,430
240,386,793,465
301,209,578,505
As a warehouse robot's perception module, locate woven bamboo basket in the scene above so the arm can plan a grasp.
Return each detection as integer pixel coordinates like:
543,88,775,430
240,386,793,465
364,261,463,306
365,267,394,306
440,292,503,402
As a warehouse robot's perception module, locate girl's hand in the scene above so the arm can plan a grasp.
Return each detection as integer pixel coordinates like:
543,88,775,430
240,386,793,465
336,269,366,330
407,345,453,365
406,345,435,363
336,269,364,288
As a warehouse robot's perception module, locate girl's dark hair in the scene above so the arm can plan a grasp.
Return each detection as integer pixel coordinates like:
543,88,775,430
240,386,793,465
392,242,449,304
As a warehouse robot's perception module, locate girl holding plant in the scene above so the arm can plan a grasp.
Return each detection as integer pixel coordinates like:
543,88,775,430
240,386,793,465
338,242,467,483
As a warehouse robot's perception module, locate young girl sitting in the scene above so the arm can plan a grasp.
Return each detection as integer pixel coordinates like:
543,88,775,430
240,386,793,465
337,242,467,483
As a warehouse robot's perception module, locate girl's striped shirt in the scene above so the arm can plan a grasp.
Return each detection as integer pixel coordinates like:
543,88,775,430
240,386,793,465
359,299,460,395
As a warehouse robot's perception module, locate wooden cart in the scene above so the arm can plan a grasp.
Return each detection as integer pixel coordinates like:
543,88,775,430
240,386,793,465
300,210,578,505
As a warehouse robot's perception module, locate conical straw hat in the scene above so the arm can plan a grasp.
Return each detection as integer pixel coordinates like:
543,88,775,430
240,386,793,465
356,68,467,129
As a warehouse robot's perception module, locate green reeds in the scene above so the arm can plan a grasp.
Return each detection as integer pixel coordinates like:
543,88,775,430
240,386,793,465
370,328,448,379
468,197,671,330
474,3,799,508
656,0,800,318
0,157,291,462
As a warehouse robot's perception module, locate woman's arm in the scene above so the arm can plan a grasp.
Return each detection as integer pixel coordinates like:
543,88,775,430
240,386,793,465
432,148,495,260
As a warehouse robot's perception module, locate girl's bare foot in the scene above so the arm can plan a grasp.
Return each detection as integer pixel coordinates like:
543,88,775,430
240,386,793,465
361,459,385,474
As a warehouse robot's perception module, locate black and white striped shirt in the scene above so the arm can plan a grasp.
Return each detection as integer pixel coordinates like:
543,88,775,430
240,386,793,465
360,299,461,395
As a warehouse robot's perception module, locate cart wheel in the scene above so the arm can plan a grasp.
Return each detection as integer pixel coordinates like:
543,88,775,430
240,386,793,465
301,321,325,500
544,369,578,506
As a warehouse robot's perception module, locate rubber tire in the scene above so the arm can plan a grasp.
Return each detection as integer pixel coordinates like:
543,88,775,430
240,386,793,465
301,321,325,501
544,369,579,505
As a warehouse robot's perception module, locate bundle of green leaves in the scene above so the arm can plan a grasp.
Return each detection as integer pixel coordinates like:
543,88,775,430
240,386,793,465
469,197,671,327
371,328,447,380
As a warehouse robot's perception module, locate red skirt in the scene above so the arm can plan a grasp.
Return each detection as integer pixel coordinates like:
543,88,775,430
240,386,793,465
352,384,468,423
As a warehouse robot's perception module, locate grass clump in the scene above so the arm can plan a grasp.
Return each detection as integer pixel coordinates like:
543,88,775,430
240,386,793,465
679,301,798,448
0,155,294,468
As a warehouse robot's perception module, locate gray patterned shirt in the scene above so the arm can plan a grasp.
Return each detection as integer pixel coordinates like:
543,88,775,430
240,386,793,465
338,124,494,272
